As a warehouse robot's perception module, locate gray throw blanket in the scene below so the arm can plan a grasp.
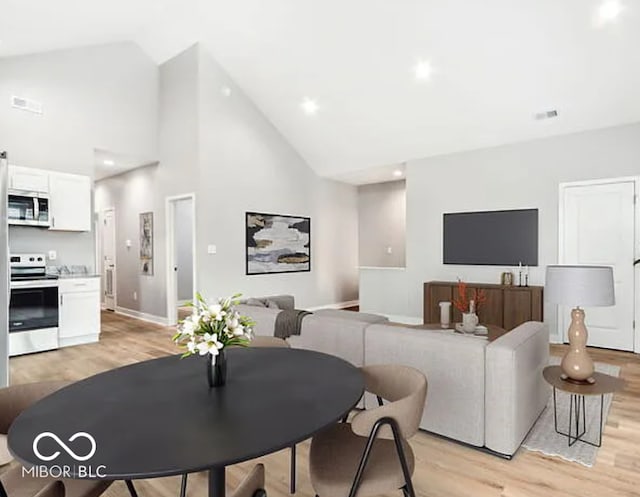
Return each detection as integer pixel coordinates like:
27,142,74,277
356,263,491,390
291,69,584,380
274,309,312,339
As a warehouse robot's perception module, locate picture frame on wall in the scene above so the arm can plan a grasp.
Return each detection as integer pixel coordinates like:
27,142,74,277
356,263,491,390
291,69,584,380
246,211,311,275
140,211,154,275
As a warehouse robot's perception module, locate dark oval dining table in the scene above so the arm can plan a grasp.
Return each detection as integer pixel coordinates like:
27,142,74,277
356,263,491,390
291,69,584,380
8,347,364,497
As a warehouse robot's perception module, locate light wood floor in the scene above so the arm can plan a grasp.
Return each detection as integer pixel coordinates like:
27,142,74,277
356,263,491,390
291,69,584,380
8,311,640,497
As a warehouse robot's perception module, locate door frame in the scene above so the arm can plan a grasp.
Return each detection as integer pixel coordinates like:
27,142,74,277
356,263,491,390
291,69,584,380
166,193,197,326
98,207,117,310
558,176,640,352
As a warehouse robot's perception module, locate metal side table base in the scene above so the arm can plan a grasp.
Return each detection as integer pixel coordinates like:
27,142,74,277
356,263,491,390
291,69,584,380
552,387,604,448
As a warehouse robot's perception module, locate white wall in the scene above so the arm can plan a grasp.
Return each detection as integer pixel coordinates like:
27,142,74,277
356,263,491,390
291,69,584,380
196,46,358,310
358,180,406,267
96,44,359,318
174,198,194,301
0,42,159,268
398,122,640,339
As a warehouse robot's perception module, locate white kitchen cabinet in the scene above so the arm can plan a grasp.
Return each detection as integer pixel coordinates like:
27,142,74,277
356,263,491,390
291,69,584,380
58,278,101,347
8,165,49,193
49,172,92,231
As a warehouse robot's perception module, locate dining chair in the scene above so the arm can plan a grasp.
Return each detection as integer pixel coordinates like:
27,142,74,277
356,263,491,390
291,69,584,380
0,474,64,497
0,382,113,497
309,364,427,497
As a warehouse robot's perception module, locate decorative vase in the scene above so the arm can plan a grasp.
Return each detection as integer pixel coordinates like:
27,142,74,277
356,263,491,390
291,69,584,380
439,301,451,328
207,350,227,388
461,312,479,333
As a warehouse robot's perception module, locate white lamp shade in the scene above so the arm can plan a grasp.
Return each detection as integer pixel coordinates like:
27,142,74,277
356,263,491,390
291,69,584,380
545,265,615,307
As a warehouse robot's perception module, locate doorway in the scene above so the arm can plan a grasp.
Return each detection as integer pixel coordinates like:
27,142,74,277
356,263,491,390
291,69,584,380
559,177,639,352
166,194,196,326
101,208,117,311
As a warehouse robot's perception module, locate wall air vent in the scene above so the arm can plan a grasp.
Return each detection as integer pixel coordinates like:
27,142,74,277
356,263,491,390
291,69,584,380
11,95,43,114
534,109,558,121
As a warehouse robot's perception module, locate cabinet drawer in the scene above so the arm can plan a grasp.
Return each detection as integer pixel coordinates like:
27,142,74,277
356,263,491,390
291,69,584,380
59,278,100,293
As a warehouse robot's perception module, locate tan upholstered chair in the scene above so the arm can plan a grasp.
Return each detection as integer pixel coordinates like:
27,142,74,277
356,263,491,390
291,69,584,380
0,382,112,497
309,365,427,497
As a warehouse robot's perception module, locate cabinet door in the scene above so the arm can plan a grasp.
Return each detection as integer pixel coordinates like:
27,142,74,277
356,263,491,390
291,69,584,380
474,288,504,327
49,172,91,231
503,289,532,330
9,165,49,193
59,291,100,338
425,284,452,323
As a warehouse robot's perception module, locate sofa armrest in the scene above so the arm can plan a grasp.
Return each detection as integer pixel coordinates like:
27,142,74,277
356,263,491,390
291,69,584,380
261,295,295,311
485,321,550,456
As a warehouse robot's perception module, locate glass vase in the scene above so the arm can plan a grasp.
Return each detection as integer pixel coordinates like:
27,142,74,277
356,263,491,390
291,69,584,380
207,350,227,388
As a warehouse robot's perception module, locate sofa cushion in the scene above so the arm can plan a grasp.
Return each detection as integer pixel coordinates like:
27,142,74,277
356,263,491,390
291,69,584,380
313,309,388,324
288,315,368,367
364,324,488,447
236,304,282,337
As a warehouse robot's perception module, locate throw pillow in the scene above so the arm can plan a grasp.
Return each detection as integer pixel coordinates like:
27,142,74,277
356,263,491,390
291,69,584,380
246,298,267,308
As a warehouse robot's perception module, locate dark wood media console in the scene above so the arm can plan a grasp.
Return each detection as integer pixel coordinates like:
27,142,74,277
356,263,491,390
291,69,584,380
423,281,543,330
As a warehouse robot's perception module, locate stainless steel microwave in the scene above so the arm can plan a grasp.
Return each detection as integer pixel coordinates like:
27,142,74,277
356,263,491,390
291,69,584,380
7,191,50,227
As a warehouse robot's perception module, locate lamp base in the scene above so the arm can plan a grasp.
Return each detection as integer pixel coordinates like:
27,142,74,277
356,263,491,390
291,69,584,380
560,372,596,385
561,307,596,384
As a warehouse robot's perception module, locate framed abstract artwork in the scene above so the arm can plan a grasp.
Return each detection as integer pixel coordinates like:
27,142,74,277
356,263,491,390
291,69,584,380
140,211,154,275
246,212,311,275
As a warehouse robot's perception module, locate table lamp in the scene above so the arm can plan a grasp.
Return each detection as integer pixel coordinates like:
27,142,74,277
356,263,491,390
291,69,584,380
545,265,615,384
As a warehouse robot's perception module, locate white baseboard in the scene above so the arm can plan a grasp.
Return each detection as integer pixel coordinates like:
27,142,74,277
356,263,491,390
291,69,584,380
307,300,359,311
549,333,563,344
115,306,171,326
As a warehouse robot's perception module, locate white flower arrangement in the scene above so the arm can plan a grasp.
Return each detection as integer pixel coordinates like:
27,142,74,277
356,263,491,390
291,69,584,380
173,293,254,363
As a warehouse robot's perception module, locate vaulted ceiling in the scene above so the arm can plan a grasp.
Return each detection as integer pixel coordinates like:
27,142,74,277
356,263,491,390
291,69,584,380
2,0,639,181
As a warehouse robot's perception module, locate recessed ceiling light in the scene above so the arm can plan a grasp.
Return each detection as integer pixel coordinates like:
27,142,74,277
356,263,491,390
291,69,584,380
414,60,433,81
597,0,624,24
103,159,115,166
393,170,403,177
301,97,319,116
221,86,232,97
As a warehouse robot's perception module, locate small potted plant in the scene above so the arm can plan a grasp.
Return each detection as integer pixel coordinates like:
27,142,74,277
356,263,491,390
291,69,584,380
453,280,487,333
173,293,254,387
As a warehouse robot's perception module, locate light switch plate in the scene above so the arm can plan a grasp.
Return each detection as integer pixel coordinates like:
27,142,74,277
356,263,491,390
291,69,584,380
207,245,217,254
48,250,57,261
126,239,132,248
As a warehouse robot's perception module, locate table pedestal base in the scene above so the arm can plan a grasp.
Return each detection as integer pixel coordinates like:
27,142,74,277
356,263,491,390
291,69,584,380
209,467,226,497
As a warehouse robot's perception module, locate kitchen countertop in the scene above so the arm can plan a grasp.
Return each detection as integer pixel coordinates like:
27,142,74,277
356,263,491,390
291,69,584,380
49,273,101,279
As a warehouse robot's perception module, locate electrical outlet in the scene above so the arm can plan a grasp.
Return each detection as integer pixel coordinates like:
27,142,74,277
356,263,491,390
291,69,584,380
133,291,138,301
48,250,57,261
386,246,393,254
207,245,217,254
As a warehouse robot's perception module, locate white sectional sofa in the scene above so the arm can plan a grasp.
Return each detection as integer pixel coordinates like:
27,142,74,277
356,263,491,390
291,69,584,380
238,295,550,458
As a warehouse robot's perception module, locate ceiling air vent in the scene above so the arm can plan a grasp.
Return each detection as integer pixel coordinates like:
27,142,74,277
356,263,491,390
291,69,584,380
534,109,558,121
11,95,43,114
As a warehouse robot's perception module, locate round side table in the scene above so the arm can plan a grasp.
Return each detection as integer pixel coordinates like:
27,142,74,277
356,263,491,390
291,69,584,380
543,365,624,447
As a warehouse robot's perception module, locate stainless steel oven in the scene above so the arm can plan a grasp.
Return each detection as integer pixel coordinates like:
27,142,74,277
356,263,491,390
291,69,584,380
9,254,59,356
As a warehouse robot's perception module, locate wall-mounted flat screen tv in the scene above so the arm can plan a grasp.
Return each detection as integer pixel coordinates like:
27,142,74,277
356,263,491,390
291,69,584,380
443,209,538,266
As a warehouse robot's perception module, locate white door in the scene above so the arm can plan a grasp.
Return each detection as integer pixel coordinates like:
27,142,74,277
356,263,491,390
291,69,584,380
560,179,638,351
102,209,117,311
